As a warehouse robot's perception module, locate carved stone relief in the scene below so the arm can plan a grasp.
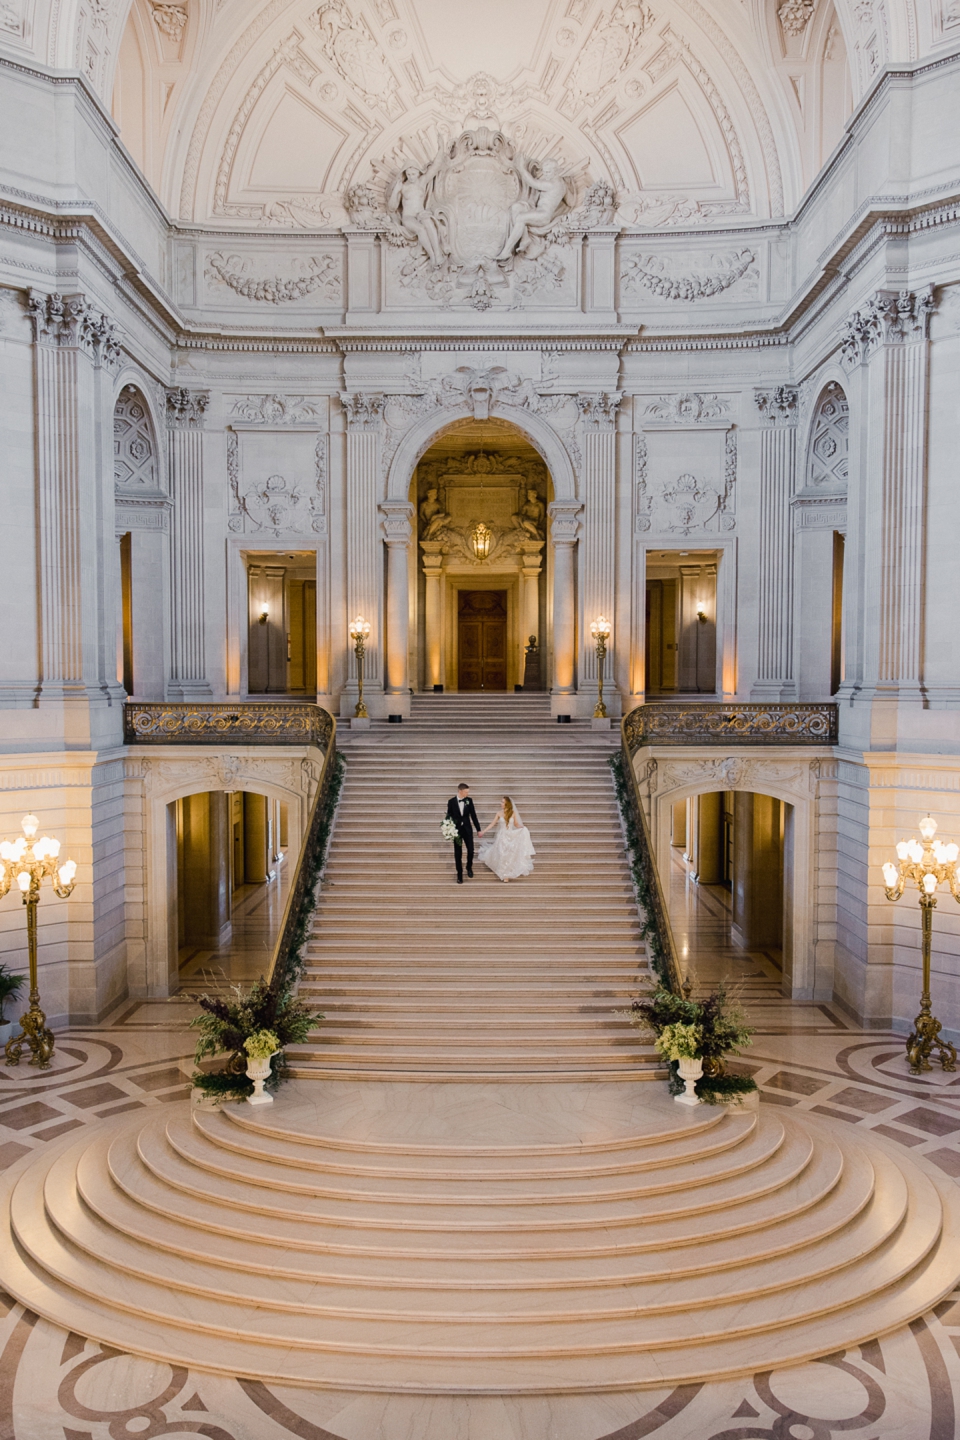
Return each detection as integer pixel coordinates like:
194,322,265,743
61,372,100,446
415,450,547,566
227,395,323,425
642,394,731,423
804,383,848,490
634,426,736,535
227,431,327,536
205,253,341,304
562,1,654,108
309,1,402,116
114,387,161,493
653,757,817,799
620,249,757,301
840,288,935,367
27,291,122,368
345,126,614,310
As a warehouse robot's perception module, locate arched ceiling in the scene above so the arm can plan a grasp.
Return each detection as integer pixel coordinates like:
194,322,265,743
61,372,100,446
1,0,950,228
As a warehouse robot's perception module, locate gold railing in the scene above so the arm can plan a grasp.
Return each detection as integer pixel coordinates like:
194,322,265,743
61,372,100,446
624,701,838,753
124,700,334,749
618,719,684,996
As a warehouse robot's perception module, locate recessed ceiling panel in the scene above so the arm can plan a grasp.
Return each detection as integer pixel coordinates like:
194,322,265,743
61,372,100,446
411,0,553,79
245,89,348,192
618,87,719,189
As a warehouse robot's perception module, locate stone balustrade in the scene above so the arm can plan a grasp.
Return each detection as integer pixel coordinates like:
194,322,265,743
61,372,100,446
624,701,838,754
123,700,334,749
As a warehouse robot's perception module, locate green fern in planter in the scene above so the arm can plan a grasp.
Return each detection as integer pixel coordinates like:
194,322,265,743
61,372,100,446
0,964,25,1025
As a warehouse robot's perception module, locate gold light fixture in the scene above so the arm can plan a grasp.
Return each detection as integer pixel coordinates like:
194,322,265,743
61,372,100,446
258,604,269,625
590,615,612,719
349,614,372,718
0,814,77,1069
472,522,492,562
696,608,708,625
881,813,960,1074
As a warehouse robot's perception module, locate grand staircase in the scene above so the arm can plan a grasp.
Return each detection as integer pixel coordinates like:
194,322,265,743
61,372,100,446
1,695,958,1405
287,693,662,1082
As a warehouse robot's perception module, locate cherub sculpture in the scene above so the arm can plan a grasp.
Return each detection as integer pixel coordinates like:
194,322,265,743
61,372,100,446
388,159,444,268
419,487,449,540
498,157,569,261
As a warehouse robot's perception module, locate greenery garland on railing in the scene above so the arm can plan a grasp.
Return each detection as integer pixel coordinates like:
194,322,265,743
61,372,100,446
608,748,677,990
191,749,346,1101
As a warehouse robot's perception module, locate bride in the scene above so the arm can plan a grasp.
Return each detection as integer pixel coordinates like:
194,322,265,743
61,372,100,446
477,796,536,883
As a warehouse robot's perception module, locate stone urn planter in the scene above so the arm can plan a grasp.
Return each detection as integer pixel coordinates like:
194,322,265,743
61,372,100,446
245,1053,277,1106
675,1055,703,1105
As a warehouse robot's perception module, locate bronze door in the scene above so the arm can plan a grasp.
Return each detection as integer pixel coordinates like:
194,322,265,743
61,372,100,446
458,591,508,691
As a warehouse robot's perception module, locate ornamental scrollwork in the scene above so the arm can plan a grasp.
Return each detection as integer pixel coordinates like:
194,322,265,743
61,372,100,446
623,702,838,752
840,288,936,368
206,252,341,304
124,701,334,749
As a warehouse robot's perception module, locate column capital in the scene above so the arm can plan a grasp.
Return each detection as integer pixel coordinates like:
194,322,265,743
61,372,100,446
165,387,210,428
341,392,384,429
379,500,414,546
576,392,622,428
754,385,799,425
839,286,936,369
549,500,583,543
28,289,122,368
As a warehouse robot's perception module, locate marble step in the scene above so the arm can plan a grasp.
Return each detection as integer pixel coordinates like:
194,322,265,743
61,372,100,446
2,1098,957,1393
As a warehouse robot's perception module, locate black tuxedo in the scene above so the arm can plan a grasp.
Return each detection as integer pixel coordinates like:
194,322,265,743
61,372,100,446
446,796,481,879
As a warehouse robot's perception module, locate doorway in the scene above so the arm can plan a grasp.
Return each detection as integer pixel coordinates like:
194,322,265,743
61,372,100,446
246,553,317,695
458,590,507,690
645,551,718,695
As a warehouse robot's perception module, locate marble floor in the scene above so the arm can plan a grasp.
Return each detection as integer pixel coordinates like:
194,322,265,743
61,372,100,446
178,865,292,991
1,853,960,1435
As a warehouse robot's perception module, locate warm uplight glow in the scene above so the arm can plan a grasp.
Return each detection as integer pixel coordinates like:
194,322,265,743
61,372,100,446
258,604,269,625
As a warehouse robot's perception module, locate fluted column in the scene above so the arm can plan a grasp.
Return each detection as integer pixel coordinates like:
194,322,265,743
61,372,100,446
342,394,384,712
577,393,620,705
840,288,934,714
28,290,124,740
520,543,544,667
380,500,414,714
549,501,583,712
752,386,799,701
165,387,211,699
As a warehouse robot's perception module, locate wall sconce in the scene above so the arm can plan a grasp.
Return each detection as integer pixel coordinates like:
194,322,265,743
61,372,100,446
258,604,269,626
696,608,708,625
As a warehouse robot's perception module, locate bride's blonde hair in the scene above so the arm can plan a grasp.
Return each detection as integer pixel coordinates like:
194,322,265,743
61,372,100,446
502,796,515,825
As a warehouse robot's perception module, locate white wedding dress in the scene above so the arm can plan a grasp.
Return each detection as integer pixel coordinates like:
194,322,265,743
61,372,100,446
477,809,536,881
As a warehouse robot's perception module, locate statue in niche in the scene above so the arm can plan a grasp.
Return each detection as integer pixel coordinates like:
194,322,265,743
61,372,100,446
516,487,545,540
523,635,542,691
419,487,450,540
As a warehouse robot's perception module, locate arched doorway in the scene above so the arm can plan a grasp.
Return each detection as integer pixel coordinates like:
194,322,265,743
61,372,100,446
410,419,553,692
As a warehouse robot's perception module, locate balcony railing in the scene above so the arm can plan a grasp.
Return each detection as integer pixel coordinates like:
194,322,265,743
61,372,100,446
124,700,334,749
624,701,838,755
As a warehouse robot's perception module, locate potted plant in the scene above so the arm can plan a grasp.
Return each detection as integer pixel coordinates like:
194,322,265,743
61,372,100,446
190,977,322,1103
629,983,758,1106
244,1028,280,1105
654,1021,703,1105
0,964,25,1046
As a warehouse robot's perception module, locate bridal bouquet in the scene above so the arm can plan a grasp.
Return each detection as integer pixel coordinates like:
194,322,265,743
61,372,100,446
440,817,460,843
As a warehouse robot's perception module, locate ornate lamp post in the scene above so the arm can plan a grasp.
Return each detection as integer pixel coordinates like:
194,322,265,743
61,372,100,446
590,615,612,719
0,814,77,1069
349,614,371,719
881,814,960,1074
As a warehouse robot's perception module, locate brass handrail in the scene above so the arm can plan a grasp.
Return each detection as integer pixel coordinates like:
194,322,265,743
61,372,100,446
267,717,338,991
619,718,685,996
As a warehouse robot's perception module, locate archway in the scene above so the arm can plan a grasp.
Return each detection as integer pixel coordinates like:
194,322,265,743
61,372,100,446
409,419,553,693
112,382,169,700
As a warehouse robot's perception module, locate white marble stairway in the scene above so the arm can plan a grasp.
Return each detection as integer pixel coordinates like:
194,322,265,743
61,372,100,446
0,695,959,1398
287,693,662,1082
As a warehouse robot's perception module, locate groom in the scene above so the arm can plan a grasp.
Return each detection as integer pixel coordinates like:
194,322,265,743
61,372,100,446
446,783,481,884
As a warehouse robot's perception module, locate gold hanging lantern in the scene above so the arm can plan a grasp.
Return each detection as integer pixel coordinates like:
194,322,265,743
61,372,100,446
472,522,492,561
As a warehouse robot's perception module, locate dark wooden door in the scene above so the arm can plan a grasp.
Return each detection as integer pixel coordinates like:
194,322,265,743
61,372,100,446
458,591,507,691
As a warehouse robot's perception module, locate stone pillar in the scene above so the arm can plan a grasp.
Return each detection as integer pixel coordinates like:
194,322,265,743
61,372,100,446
752,386,799,700
342,393,383,714
165,387,211,698
731,792,784,950
577,393,620,709
180,791,232,949
28,290,125,745
549,501,583,714
381,500,414,715
839,288,935,730
520,542,544,674
421,543,444,689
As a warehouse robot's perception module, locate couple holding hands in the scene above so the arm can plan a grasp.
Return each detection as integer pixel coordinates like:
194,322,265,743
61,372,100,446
443,784,536,885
